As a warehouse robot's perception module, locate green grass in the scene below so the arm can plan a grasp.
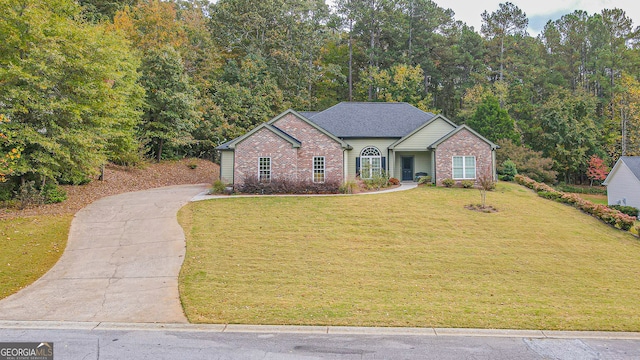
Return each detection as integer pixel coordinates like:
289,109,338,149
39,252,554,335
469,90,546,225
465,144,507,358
575,193,608,205
178,183,640,331
0,215,72,299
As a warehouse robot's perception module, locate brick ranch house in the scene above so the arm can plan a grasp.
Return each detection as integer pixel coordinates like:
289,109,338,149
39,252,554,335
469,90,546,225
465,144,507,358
217,102,498,188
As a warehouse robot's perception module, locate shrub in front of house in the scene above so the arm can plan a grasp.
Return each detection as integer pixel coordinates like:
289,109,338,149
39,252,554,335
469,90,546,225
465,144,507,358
461,180,474,188
388,177,400,185
238,175,341,194
339,180,359,194
210,180,226,194
515,174,636,231
441,178,455,187
361,171,389,190
418,175,432,185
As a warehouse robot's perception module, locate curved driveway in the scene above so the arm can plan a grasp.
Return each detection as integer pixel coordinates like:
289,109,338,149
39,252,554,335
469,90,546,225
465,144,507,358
0,184,208,323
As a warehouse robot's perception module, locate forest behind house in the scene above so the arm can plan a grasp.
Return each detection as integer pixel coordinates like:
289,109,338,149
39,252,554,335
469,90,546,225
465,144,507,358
1,0,639,198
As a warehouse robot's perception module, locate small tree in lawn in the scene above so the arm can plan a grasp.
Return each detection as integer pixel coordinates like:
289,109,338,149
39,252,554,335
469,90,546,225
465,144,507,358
586,155,609,187
478,166,496,208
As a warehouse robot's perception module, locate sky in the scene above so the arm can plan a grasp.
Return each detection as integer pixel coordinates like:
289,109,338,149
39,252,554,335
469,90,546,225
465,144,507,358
431,0,640,35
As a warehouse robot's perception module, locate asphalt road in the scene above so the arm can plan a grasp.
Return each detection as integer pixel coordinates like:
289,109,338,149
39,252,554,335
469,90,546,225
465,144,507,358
1,322,640,360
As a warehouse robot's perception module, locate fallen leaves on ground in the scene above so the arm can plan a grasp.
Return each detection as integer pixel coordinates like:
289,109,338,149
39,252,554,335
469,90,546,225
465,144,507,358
1,158,219,219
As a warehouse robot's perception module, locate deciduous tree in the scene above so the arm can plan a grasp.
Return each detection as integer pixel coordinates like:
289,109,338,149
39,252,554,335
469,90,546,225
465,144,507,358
586,155,609,186
0,0,143,184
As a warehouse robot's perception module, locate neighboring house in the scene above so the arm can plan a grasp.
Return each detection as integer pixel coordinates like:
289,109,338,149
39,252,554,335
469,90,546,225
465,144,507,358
217,102,498,189
602,156,640,211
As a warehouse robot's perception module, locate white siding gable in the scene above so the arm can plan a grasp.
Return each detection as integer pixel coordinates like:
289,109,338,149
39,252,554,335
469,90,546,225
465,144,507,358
391,118,456,151
606,162,640,210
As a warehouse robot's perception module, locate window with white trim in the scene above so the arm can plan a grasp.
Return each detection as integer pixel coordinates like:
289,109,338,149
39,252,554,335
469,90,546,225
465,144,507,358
313,156,325,183
360,146,382,179
259,157,271,182
452,156,476,179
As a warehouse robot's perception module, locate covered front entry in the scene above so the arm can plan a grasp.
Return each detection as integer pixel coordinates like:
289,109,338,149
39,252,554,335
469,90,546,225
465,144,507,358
401,156,414,181
390,151,433,182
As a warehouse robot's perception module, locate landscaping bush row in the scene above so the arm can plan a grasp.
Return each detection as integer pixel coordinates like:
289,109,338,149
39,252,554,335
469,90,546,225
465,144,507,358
554,182,607,195
238,176,341,194
515,175,637,231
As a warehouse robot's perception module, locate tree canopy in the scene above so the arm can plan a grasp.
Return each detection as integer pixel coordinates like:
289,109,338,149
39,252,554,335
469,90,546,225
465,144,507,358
1,0,639,187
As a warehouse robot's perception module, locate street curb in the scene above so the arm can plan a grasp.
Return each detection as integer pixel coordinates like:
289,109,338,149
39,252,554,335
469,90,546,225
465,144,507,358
1,321,639,340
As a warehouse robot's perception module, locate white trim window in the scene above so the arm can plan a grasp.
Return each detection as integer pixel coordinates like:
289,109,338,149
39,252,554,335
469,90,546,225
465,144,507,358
313,156,325,183
259,157,271,182
360,146,382,179
452,156,476,179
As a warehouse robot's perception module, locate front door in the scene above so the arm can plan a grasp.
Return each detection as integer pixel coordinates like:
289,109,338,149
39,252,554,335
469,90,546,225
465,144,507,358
401,157,414,181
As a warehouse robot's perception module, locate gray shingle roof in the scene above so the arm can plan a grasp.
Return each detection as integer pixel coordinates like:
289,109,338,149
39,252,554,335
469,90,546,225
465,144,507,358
621,156,640,181
299,111,319,118
216,139,234,150
307,102,437,138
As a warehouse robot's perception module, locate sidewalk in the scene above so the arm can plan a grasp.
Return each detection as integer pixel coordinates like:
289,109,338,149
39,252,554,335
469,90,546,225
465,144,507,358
190,182,418,202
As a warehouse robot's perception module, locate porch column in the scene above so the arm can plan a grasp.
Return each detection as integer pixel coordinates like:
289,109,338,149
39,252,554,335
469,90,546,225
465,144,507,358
431,150,436,184
343,149,349,182
389,149,395,178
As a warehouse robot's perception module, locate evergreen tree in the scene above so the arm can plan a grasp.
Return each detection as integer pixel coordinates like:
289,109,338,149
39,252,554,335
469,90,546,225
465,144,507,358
139,46,198,161
467,95,519,144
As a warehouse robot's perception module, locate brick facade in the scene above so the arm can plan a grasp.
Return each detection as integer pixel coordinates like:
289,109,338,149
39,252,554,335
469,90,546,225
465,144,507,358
434,128,493,186
234,114,344,187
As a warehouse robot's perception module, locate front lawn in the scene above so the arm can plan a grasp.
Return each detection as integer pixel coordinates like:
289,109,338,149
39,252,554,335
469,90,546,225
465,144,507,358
0,215,72,299
178,183,640,331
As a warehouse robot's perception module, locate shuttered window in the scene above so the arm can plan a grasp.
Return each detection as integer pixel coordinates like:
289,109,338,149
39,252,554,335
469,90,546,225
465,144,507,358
359,146,383,179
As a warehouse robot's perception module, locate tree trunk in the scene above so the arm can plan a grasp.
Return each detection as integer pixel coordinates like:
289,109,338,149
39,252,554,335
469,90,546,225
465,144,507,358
348,18,353,102
157,138,164,163
408,0,413,59
368,0,376,101
499,36,504,82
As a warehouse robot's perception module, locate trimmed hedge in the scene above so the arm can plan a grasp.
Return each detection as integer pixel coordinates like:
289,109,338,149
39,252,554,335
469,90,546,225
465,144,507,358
515,175,636,231
238,175,341,194
555,182,607,195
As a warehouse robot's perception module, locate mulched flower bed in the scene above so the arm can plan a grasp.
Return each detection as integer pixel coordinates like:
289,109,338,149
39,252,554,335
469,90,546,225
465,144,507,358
465,204,499,213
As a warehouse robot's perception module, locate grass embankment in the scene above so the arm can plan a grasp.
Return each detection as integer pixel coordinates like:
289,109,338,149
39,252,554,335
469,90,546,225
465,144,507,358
577,193,608,205
0,215,72,299
178,183,640,331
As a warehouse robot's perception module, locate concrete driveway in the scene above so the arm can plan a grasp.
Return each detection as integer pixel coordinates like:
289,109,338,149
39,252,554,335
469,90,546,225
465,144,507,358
0,184,208,323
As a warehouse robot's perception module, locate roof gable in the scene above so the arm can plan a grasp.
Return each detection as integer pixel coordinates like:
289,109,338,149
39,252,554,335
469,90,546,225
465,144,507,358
215,109,351,150
389,114,457,150
603,156,640,185
307,102,437,138
428,125,499,149
268,109,351,149
220,122,301,150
